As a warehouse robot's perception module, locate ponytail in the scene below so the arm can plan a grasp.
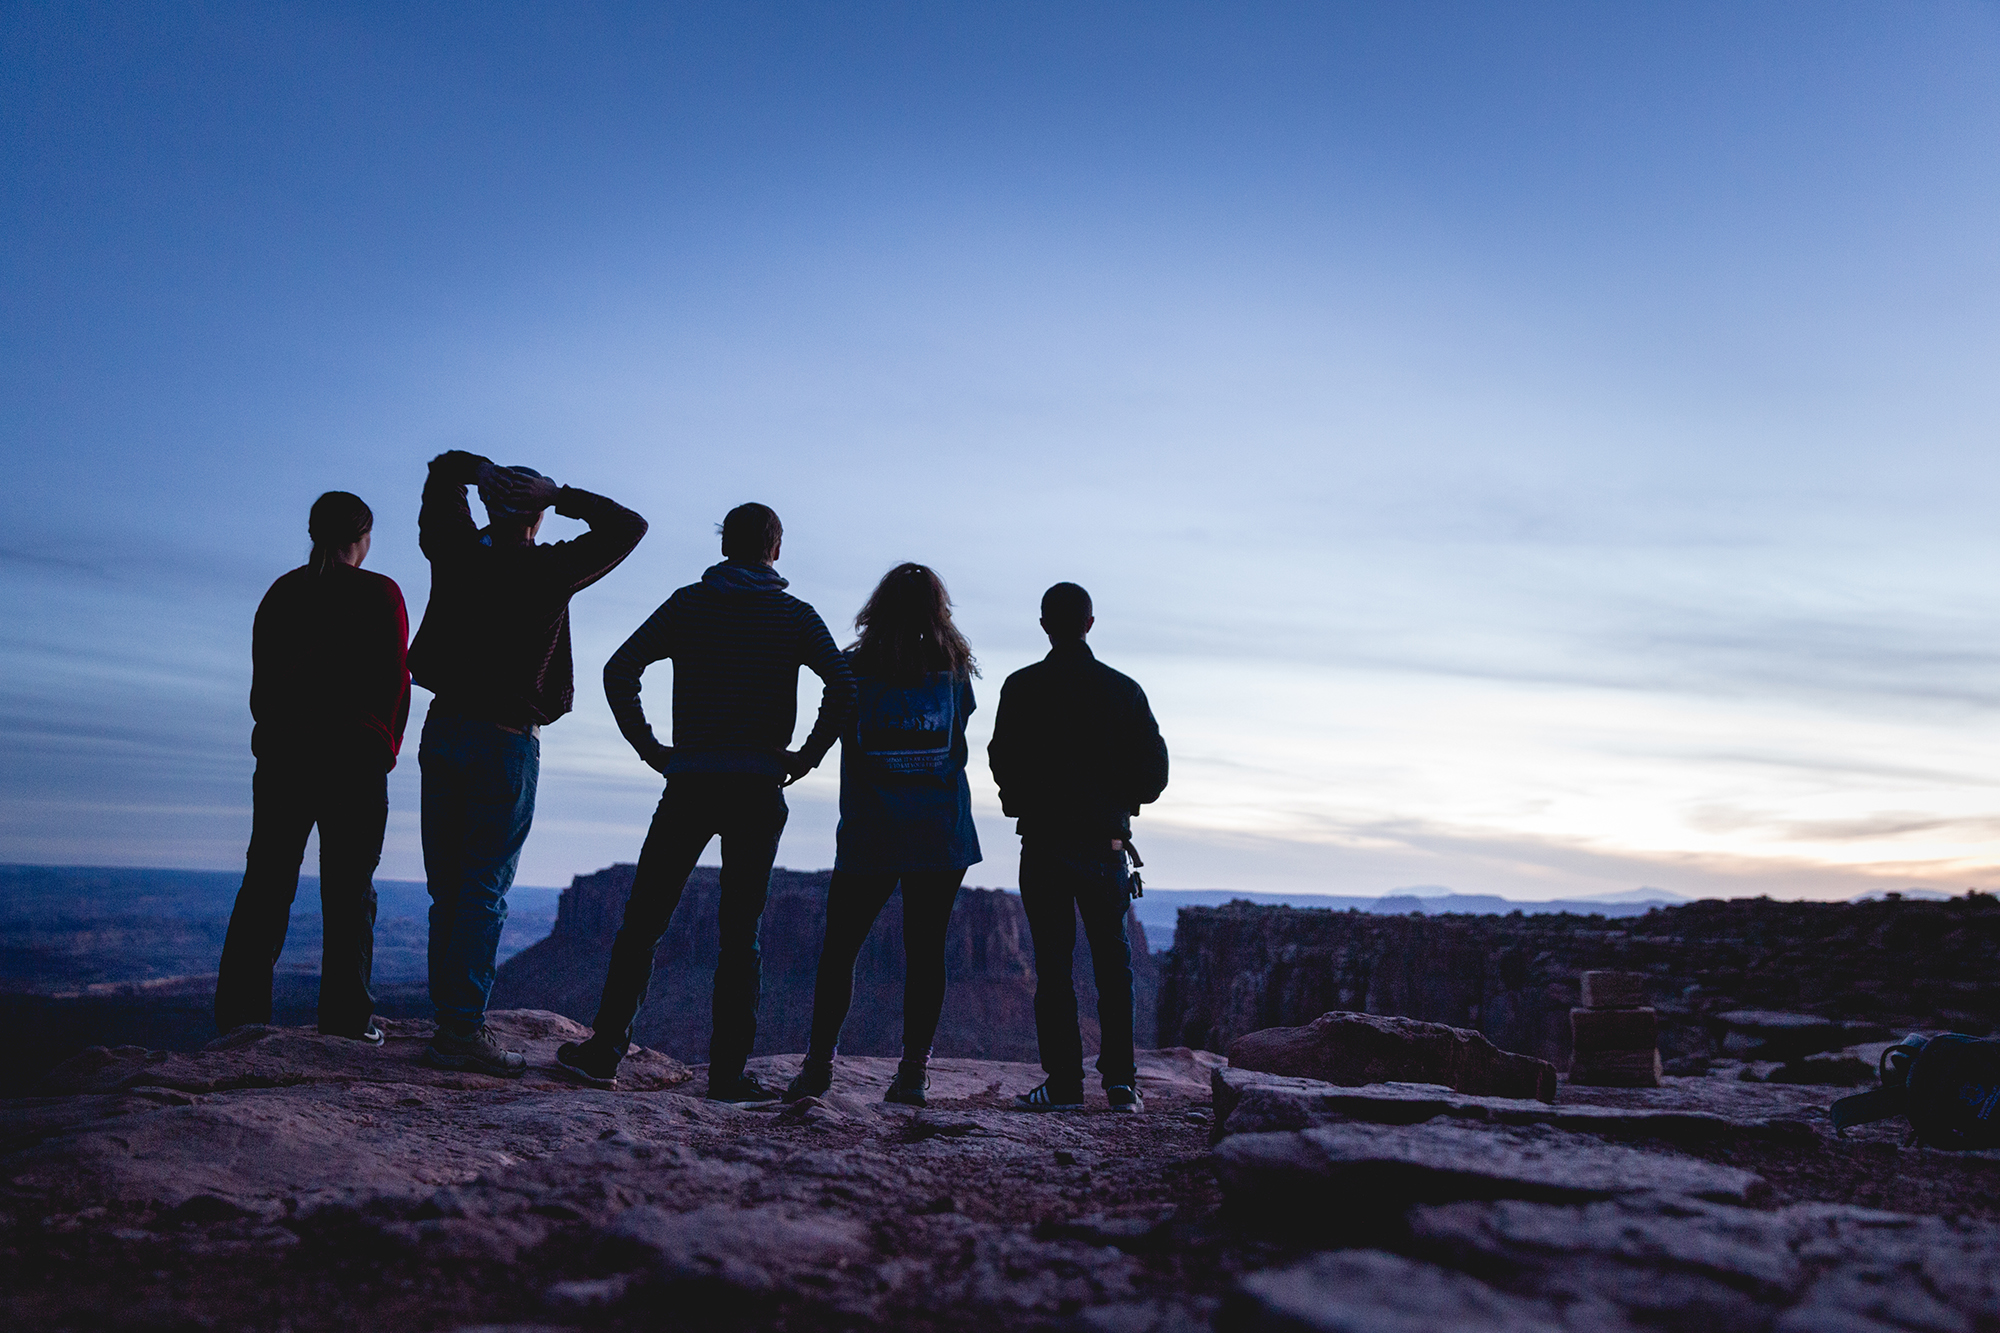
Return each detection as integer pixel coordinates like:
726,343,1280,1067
308,491,373,574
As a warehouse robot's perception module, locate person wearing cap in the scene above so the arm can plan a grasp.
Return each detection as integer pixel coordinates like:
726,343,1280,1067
409,450,647,1076
987,582,1168,1113
554,502,856,1101
215,490,410,1042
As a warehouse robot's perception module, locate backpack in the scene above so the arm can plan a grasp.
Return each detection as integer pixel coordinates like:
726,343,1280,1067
854,673,957,781
1831,1033,2000,1149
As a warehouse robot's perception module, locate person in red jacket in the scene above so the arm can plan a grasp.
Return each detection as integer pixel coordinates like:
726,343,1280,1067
215,491,411,1041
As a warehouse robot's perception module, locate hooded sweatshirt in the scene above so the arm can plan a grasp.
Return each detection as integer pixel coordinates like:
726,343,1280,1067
604,560,857,777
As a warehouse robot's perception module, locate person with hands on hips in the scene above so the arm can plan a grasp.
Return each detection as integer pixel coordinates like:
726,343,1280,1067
408,449,647,1078
558,503,857,1099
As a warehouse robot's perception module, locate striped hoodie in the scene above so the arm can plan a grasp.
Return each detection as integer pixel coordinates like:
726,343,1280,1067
604,560,857,777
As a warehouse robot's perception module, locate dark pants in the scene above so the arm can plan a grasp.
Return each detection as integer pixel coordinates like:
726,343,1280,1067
1019,840,1137,1090
419,707,540,1038
806,868,967,1064
590,774,788,1077
215,757,388,1035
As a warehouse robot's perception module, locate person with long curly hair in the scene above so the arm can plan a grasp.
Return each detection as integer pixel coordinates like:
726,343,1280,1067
784,562,982,1108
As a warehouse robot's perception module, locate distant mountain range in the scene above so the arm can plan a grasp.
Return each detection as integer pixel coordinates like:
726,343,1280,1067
1125,884,1976,948
1124,886,1693,948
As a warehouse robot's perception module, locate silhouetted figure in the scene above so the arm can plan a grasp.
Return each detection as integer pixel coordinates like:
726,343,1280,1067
215,491,410,1041
988,583,1168,1113
557,504,856,1100
782,563,982,1108
409,452,646,1076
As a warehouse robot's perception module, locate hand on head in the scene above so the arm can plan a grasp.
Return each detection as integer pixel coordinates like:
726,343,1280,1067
480,465,560,516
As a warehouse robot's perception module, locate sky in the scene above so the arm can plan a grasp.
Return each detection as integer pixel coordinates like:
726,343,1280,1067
4,1,2000,899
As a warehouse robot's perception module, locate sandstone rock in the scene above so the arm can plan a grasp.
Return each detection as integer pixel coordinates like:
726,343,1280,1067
1569,1000,1661,1088
1567,1048,1664,1089
15,1014,2000,1333
1227,1012,1557,1103
491,865,1159,1063
1211,1121,1767,1217
1569,1007,1657,1051
1403,1195,2000,1333
1228,1249,1598,1332
1580,970,1646,1010
541,1274,634,1311
29,1009,693,1097
1767,1051,1875,1086
1716,1010,1851,1061
1210,1067,1818,1145
1409,1195,1806,1302
1158,895,2000,1072
605,1203,870,1290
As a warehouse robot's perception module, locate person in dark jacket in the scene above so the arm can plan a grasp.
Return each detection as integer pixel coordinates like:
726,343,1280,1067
988,582,1168,1113
557,503,857,1100
782,563,981,1109
215,491,410,1041
410,451,646,1076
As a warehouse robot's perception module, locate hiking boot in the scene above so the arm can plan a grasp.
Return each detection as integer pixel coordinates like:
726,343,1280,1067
427,1026,527,1078
885,1060,930,1108
556,1039,621,1089
707,1072,781,1103
783,1059,833,1104
1015,1080,1085,1111
1107,1084,1144,1114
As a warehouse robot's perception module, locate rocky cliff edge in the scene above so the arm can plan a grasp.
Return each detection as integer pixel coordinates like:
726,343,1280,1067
9,1011,2000,1330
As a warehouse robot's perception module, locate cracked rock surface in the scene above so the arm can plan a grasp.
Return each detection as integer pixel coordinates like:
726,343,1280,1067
8,1011,2000,1331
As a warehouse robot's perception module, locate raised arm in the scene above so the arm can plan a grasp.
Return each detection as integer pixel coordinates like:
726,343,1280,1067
786,608,857,781
418,450,491,560
604,600,677,773
544,486,648,594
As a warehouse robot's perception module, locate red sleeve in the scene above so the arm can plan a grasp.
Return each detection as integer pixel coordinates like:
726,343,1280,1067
371,573,413,766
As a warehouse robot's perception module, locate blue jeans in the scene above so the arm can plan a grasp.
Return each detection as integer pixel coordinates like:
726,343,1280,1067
420,706,539,1037
1019,839,1137,1089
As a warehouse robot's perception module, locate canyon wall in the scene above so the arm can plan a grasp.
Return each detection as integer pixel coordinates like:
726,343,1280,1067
1158,895,2000,1066
492,864,1157,1064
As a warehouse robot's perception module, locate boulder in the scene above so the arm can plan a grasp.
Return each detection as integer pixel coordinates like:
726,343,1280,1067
1716,1011,1850,1062
1229,1249,1590,1332
1210,1067,1817,1145
1570,1007,1658,1051
1211,1121,1768,1217
1580,970,1647,1010
1227,1012,1557,1103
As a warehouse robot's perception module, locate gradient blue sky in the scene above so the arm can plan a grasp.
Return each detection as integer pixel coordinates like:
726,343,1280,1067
5,2,1999,897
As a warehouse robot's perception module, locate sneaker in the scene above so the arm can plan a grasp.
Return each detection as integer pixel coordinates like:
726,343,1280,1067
556,1039,621,1089
707,1073,781,1103
1015,1080,1086,1111
783,1059,833,1104
1107,1084,1144,1114
885,1061,930,1108
426,1026,527,1078
319,1023,384,1046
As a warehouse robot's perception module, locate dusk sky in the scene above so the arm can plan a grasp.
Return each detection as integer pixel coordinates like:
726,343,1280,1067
5,2,2000,899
